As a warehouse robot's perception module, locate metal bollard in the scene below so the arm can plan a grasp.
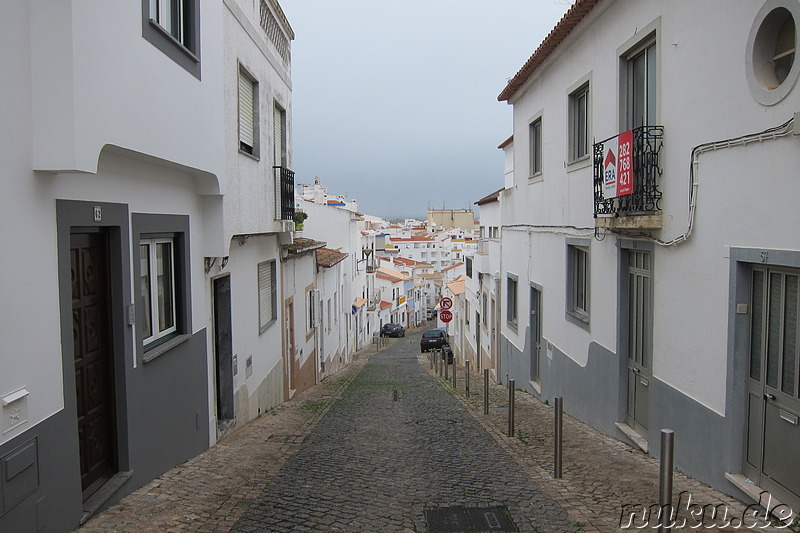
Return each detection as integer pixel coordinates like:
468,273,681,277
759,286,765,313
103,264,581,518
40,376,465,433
659,429,675,533
452,359,457,388
483,369,490,415
554,396,563,479
444,353,448,380
465,360,470,398
430,351,433,369
508,379,515,437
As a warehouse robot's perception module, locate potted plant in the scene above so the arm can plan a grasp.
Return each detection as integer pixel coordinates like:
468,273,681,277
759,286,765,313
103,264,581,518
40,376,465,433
293,211,308,230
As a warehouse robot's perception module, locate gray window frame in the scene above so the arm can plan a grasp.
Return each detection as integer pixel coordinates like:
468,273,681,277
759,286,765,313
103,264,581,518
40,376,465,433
529,117,543,178
258,260,277,334
568,82,590,163
141,0,201,79
566,238,590,330
507,273,519,328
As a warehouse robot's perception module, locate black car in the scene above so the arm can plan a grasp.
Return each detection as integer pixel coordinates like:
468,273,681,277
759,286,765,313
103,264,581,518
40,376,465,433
420,329,449,352
380,323,405,337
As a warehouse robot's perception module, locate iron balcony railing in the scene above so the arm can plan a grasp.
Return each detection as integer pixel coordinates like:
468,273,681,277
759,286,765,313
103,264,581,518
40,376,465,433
593,125,664,218
273,165,295,221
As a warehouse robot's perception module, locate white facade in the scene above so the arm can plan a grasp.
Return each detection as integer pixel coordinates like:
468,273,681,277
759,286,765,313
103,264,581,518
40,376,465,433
498,0,800,509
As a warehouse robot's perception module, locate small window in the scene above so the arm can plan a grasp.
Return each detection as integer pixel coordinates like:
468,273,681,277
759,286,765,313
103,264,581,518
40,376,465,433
140,238,177,345
466,257,473,278
507,275,518,325
569,84,590,162
149,0,192,47
307,289,316,331
626,41,657,130
747,3,798,105
482,293,488,326
142,0,200,78
239,66,258,156
529,118,542,177
567,244,590,327
258,261,277,332
465,301,470,325
274,103,286,167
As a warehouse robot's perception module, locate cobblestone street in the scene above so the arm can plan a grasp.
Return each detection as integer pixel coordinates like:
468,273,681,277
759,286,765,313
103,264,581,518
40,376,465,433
77,331,783,532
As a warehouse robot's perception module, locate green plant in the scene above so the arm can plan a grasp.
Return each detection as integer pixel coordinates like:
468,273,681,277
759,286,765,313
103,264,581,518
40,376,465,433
293,211,308,224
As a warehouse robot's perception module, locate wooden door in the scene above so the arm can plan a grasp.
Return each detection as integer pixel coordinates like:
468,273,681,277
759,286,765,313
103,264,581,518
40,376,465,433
213,276,234,420
71,232,117,499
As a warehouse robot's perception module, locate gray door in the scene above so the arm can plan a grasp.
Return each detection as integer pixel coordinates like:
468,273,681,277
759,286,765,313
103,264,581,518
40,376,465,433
530,287,542,382
745,268,800,509
213,275,234,421
625,250,652,435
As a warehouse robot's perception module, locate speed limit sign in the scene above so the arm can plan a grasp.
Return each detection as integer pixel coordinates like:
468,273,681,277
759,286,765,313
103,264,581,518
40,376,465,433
440,297,453,309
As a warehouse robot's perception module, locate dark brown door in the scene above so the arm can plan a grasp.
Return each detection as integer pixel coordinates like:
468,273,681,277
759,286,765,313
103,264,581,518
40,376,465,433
213,275,234,420
71,232,117,499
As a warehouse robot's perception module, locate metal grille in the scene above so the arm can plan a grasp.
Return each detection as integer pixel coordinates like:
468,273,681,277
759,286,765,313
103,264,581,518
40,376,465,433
274,166,295,221
593,125,664,217
260,0,290,62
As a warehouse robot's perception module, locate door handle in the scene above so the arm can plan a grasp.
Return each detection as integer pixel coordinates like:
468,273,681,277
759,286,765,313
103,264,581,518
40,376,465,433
764,393,776,401
632,368,640,374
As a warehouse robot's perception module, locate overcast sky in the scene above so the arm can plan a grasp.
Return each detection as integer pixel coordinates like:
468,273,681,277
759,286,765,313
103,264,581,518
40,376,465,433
280,0,573,220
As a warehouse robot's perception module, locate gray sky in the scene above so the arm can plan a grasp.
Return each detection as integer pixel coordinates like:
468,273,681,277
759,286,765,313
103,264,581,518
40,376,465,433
280,0,573,220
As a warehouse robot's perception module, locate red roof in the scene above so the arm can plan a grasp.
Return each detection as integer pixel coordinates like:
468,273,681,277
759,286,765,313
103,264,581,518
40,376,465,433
390,236,434,242
316,248,348,268
379,300,393,310
442,262,464,272
498,0,600,102
377,272,405,283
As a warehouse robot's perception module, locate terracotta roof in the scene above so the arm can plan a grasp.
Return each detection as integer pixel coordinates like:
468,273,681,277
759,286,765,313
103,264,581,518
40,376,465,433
498,135,514,149
446,278,466,296
442,262,464,272
379,300,393,310
419,272,444,280
475,188,503,206
498,0,600,102
282,237,326,256
316,248,348,268
376,265,410,283
354,297,367,309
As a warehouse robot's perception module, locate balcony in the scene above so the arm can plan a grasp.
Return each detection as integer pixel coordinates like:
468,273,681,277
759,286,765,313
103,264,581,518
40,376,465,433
274,166,295,222
593,126,664,229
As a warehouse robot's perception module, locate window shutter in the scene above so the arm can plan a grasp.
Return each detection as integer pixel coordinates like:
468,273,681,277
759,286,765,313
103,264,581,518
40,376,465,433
239,70,255,149
274,106,283,166
259,262,274,330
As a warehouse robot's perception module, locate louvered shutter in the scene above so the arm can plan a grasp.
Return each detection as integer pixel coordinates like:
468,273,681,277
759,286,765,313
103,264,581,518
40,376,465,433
239,70,255,150
273,106,283,166
258,261,275,331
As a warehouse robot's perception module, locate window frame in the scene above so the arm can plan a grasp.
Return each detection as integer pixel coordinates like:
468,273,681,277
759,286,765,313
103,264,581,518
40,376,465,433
466,257,473,278
238,64,259,158
528,117,543,179
566,239,591,330
568,81,591,164
132,213,191,362
258,260,277,334
507,273,519,328
141,0,200,79
140,237,178,346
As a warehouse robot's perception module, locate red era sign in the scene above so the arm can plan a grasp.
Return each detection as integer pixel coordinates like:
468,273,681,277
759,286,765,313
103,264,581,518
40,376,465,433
440,309,453,323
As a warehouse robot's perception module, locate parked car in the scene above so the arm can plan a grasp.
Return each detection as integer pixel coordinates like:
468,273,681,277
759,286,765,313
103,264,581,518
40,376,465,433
380,323,405,337
420,329,449,352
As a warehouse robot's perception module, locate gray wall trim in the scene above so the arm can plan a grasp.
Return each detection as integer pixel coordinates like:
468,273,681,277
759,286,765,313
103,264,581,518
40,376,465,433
141,0,202,80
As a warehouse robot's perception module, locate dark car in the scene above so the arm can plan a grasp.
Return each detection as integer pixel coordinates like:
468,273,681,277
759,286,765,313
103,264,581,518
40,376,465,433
380,323,405,337
420,329,449,352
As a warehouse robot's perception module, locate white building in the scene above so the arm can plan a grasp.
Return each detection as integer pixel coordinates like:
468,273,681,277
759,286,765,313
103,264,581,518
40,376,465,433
498,0,800,510
0,0,297,530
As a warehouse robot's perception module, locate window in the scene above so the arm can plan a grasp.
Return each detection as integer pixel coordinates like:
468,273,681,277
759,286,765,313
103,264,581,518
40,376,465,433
142,0,200,78
747,2,799,105
274,104,286,167
507,275,518,326
566,243,590,328
529,118,542,177
626,41,657,129
465,301,470,325
258,261,277,332
569,83,590,161
140,238,177,345
239,66,258,156
466,257,473,278
307,289,316,331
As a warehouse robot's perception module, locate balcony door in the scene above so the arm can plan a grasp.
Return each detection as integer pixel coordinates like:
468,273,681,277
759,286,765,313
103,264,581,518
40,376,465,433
745,267,800,510
626,40,656,130
624,249,653,436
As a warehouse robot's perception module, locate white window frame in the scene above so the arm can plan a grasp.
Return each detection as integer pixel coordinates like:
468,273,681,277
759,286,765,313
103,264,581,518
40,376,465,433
141,237,177,346
258,260,277,333
529,117,543,178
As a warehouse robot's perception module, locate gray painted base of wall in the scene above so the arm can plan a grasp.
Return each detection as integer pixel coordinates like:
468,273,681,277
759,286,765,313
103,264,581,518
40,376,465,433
0,330,210,533
501,332,748,503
